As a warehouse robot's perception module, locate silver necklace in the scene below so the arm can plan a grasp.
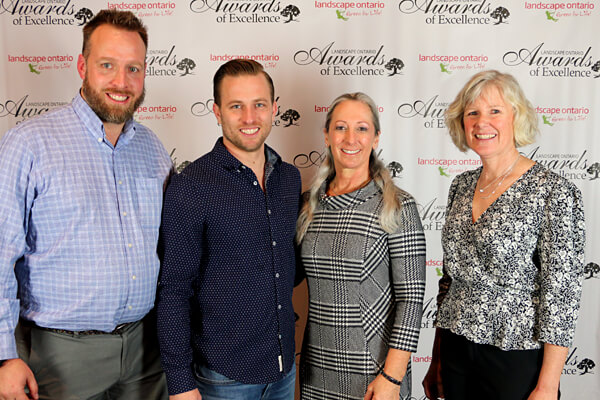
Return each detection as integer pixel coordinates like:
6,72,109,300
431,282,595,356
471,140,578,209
477,155,520,199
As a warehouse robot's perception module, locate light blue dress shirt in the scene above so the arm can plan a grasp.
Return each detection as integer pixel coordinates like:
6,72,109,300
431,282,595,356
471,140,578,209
0,93,172,359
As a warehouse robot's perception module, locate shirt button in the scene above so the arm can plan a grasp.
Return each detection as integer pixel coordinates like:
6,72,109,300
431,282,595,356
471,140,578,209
97,137,102,143
275,273,280,278
278,304,282,310
122,212,127,216
132,275,136,280
253,181,258,186
118,180,123,185
272,241,276,246
128,305,132,310
267,209,272,215
241,165,246,169
278,334,282,339
128,243,132,248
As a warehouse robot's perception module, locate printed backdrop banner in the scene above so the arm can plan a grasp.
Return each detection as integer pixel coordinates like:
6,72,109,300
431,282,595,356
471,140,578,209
1,1,598,398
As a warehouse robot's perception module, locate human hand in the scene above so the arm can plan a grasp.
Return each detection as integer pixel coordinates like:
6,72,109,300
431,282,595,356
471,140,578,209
169,388,202,400
363,374,400,400
0,358,38,400
422,358,444,400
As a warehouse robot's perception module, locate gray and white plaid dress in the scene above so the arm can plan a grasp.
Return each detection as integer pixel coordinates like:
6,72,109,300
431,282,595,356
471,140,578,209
299,180,426,400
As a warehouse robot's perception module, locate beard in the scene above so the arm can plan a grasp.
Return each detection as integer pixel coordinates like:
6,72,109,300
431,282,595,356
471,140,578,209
81,76,145,124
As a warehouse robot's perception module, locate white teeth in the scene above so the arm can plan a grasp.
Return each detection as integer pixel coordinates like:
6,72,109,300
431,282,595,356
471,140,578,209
108,93,127,101
475,134,496,139
241,128,259,134
342,149,360,154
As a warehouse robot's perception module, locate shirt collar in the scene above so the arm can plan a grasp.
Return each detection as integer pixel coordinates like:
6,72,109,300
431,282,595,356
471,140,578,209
318,179,380,210
210,137,282,172
72,92,137,147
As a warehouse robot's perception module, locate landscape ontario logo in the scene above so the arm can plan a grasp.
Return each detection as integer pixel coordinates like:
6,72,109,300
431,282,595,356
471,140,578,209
146,46,196,78
1,1,94,26
135,104,177,122
417,156,482,178
188,0,300,24
397,0,510,25
209,53,280,69
535,105,591,127
314,1,385,20
418,53,489,74
0,95,68,123
523,1,595,21
294,41,403,77
107,2,176,17
8,53,75,74
503,42,597,79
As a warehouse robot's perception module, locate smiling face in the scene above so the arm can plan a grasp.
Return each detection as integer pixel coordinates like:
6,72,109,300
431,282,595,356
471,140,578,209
324,100,380,176
463,85,516,160
213,73,277,158
77,24,146,125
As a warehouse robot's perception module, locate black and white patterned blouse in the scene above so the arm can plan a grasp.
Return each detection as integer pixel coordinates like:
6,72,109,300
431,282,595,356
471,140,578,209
436,162,585,350
300,180,426,399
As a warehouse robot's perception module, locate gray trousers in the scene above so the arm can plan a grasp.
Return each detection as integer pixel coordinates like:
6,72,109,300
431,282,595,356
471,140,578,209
16,315,167,400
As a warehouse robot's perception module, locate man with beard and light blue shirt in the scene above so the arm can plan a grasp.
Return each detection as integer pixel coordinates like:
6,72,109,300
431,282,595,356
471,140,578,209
0,10,171,400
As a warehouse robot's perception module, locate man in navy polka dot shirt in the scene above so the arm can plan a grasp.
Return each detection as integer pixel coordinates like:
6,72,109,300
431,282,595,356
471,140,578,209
156,59,301,400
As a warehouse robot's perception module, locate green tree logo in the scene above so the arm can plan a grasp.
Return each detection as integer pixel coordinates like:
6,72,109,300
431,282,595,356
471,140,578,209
545,11,558,22
28,64,40,75
336,10,349,21
438,166,450,177
542,115,554,126
440,63,451,74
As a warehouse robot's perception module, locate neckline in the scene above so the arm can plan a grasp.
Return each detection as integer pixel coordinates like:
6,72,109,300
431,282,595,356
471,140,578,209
471,162,537,224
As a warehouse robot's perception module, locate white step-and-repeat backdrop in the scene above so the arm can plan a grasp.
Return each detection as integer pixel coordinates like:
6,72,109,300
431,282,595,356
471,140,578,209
1,1,598,398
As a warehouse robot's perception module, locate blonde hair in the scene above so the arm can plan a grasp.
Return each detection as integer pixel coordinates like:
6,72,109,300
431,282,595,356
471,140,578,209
296,93,406,243
445,70,539,152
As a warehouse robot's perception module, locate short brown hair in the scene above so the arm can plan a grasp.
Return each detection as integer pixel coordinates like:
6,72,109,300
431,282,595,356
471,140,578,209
82,9,148,58
213,59,275,106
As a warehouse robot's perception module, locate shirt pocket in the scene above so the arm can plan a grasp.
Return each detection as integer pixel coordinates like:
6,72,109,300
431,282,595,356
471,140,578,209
134,177,163,231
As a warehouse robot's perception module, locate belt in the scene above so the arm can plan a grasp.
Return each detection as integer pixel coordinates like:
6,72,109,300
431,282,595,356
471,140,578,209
30,321,138,336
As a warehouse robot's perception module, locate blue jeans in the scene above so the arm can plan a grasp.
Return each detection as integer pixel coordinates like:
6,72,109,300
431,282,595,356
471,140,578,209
194,363,296,400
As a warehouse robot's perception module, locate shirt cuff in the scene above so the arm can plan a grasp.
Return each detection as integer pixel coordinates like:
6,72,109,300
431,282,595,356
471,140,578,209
165,366,198,396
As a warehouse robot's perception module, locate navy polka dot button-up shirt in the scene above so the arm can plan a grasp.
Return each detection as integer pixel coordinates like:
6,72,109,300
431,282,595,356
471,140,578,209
156,138,301,395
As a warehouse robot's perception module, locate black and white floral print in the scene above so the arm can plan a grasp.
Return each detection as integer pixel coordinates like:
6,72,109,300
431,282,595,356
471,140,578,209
436,162,585,350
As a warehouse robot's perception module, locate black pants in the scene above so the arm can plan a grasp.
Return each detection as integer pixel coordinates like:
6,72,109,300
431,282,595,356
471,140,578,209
440,329,558,400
